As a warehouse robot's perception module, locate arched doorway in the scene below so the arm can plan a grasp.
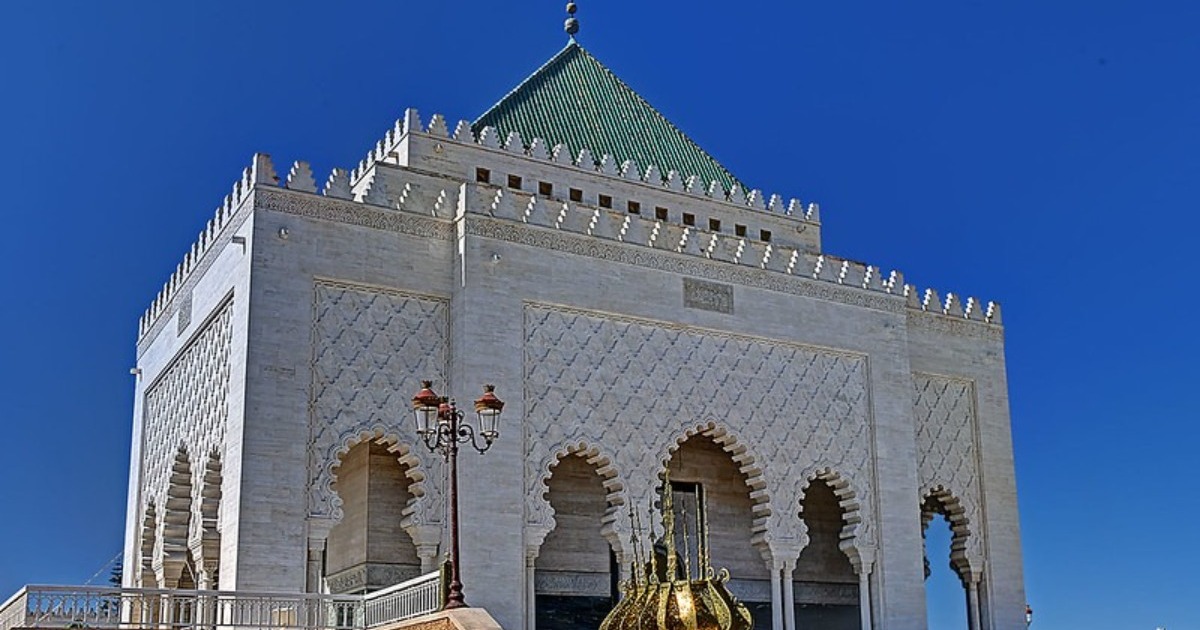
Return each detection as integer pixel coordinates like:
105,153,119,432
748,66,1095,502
325,440,423,594
665,434,771,628
535,452,618,630
794,478,860,629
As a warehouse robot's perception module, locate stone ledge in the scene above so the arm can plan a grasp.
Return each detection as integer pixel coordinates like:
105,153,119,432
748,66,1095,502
374,608,504,630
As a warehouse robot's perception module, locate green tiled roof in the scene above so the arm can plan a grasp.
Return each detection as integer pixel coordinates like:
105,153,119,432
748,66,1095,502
474,43,743,190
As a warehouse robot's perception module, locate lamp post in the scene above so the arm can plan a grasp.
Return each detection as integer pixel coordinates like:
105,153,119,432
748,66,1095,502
1025,604,1033,627
411,381,504,610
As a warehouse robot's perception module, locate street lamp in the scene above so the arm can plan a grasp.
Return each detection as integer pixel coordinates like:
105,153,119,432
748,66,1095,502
1025,604,1033,627
411,381,505,609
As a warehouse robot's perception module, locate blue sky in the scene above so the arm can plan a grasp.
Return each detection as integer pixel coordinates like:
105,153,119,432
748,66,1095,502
1,1,1197,628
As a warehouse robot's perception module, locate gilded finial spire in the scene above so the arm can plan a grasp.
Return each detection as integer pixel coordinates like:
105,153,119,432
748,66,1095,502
564,2,580,40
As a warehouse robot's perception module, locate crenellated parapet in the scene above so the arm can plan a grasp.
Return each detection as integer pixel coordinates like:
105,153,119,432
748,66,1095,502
137,154,276,340
904,285,1002,326
347,109,821,247
139,113,1002,343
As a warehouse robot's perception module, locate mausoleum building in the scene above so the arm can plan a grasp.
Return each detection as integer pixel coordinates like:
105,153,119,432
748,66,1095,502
121,33,1026,630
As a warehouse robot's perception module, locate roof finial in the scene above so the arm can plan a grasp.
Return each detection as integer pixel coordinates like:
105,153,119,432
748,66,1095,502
564,2,580,40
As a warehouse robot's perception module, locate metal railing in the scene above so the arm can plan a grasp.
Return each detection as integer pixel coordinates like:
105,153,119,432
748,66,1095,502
0,573,441,630
362,573,440,628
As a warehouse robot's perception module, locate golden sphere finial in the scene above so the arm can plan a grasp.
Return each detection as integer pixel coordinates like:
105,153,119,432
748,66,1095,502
565,2,580,37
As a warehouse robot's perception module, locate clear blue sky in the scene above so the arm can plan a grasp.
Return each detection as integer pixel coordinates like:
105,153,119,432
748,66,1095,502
1,1,1197,628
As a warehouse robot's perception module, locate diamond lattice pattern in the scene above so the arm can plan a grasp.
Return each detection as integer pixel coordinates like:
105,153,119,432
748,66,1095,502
142,300,233,553
309,282,449,524
524,305,873,546
913,373,984,561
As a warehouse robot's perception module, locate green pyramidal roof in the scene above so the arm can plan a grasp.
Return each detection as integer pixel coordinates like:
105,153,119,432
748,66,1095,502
474,42,743,191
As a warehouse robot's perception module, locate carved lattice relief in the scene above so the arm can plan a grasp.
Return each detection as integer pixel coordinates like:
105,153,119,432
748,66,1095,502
523,304,875,562
141,299,234,579
913,373,985,573
308,281,449,527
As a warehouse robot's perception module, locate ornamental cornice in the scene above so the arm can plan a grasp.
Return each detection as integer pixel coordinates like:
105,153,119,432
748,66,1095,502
467,216,904,314
256,188,454,241
906,309,1004,341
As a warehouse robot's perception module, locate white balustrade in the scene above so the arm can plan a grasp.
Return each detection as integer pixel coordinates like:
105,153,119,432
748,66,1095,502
362,572,441,627
0,573,440,630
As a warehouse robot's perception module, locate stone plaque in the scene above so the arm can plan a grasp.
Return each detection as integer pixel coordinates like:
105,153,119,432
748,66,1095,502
534,570,612,597
683,278,734,314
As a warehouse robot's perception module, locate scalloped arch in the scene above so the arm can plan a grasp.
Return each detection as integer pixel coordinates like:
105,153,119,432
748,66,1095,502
660,421,772,554
323,425,429,526
533,441,627,558
156,446,194,587
796,466,874,572
139,502,158,588
921,484,975,582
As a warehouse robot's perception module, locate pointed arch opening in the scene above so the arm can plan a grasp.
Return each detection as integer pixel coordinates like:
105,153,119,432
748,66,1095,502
324,436,424,594
534,445,624,630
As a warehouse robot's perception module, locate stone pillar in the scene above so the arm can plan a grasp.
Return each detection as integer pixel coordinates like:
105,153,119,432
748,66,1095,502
189,539,219,591
306,517,336,594
769,561,784,630
522,526,552,630
967,577,982,630
858,570,873,630
305,536,326,593
849,545,876,630
782,560,796,630
525,547,539,630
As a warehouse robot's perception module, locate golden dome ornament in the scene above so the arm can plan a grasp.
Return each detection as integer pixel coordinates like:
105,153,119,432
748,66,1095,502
599,469,753,630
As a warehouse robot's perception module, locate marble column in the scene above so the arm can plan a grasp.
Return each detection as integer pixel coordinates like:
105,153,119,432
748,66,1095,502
770,562,784,630
782,560,796,630
858,569,873,630
967,577,982,630
305,536,326,593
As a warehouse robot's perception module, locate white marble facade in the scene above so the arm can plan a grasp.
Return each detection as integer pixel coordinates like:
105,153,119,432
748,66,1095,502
121,107,1025,629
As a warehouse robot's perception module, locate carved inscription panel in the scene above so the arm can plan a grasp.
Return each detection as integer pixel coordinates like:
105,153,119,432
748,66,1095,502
309,281,449,524
684,278,734,314
523,304,874,549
